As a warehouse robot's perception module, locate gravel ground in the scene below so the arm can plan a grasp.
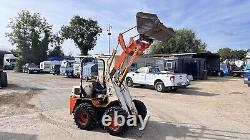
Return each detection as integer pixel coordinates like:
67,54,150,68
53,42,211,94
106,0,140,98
0,71,250,140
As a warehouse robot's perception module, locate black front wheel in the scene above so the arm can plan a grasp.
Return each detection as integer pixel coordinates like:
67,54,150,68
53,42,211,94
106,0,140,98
126,77,133,87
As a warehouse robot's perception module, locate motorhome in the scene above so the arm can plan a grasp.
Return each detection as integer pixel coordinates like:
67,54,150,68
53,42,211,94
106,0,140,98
3,54,16,70
40,61,61,73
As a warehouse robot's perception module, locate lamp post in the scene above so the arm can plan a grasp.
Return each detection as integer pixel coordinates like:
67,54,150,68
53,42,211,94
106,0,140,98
107,24,112,55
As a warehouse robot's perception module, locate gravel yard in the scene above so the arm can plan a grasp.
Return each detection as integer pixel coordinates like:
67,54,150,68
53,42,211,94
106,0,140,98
0,71,250,140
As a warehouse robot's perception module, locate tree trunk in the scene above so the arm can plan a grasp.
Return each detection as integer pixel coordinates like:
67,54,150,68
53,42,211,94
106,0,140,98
80,48,88,56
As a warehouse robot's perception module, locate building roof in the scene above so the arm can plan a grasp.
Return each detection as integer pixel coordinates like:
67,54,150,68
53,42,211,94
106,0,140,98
145,52,220,58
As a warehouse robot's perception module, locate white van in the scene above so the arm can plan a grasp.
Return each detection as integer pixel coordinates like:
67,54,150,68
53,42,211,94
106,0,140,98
40,61,61,73
3,54,16,70
60,60,75,77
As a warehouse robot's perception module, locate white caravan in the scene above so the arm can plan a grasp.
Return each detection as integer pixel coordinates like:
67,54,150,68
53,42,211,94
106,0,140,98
40,61,61,73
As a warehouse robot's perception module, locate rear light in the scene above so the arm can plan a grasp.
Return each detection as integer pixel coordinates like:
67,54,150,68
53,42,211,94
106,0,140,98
170,76,175,82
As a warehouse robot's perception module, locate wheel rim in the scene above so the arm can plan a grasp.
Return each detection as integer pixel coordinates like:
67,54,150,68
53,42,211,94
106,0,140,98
77,111,89,125
108,115,120,131
157,84,162,91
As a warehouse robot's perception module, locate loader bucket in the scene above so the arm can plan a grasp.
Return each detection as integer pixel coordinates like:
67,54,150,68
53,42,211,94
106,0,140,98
136,12,175,41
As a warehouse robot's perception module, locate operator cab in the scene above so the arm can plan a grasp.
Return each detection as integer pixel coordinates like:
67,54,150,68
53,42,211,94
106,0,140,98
72,58,107,99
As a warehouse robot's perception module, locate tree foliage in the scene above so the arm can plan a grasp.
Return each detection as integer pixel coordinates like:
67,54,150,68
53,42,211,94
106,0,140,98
150,28,207,54
48,34,64,57
61,16,102,55
218,47,247,61
48,46,64,57
6,10,52,71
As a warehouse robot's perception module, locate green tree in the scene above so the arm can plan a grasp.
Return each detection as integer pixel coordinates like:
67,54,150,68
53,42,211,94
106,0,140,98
150,28,207,54
217,48,247,61
61,16,102,55
231,49,247,60
217,48,232,61
48,34,64,57
10,49,18,57
48,46,64,57
6,10,52,71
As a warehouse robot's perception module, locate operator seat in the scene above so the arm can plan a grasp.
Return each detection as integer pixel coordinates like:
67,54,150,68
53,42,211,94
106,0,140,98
81,82,107,98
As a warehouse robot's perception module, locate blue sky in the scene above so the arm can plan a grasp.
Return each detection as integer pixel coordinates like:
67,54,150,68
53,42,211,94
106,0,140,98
0,0,249,55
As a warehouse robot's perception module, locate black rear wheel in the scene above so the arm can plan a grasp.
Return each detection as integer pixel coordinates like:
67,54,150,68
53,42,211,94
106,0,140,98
103,106,128,136
155,81,165,92
73,103,97,130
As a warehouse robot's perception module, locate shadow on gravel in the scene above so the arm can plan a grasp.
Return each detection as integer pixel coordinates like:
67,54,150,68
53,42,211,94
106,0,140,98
0,88,44,109
176,88,219,96
5,84,27,90
4,84,45,91
228,92,244,95
201,76,242,82
0,132,37,140
123,121,250,140
131,85,218,96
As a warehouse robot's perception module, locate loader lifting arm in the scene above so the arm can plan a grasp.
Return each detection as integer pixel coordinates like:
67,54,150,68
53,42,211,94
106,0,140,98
109,12,175,87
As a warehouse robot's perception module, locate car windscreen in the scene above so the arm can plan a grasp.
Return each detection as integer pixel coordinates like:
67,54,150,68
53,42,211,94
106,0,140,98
9,59,16,62
29,63,37,67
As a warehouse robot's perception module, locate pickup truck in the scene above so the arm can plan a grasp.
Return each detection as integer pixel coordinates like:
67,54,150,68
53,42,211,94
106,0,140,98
126,66,189,92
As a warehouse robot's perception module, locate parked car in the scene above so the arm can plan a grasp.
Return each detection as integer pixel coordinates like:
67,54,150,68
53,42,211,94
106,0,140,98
50,64,61,75
22,63,40,74
126,66,188,92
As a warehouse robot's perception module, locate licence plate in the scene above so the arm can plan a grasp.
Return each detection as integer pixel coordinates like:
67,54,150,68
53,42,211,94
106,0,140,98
34,71,37,72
